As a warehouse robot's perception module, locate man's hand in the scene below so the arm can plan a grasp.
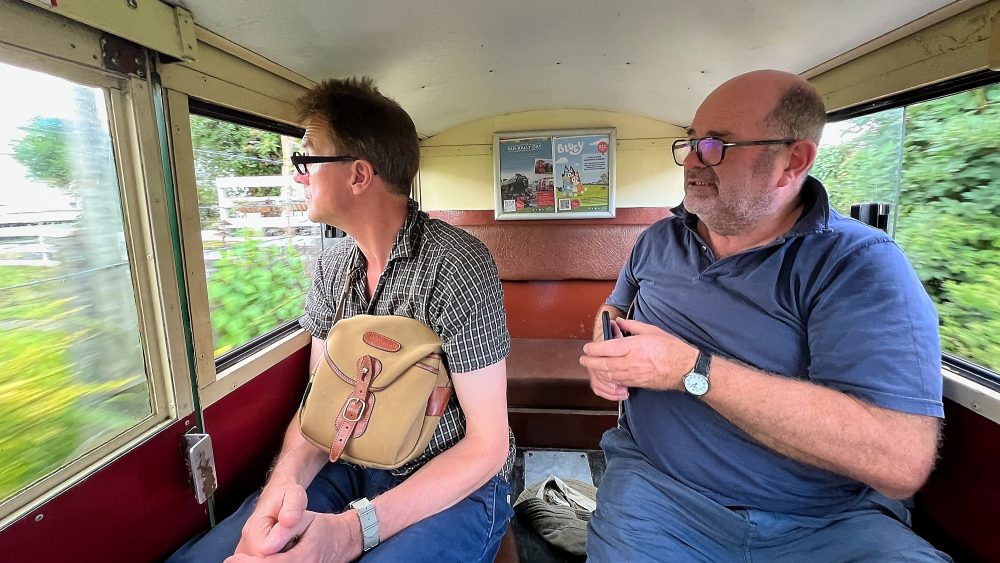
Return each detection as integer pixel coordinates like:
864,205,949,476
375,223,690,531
585,315,629,401
233,480,308,557
580,318,699,395
225,511,362,563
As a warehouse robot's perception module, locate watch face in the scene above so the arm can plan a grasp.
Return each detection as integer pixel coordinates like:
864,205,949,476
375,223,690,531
684,373,709,396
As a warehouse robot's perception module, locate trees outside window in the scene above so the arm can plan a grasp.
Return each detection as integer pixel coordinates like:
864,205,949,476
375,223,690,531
814,83,1000,375
189,115,324,357
1,63,150,500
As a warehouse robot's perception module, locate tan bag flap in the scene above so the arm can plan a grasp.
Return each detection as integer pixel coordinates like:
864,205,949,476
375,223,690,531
324,314,448,388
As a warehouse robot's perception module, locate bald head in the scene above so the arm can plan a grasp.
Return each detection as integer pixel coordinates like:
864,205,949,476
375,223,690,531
703,70,827,144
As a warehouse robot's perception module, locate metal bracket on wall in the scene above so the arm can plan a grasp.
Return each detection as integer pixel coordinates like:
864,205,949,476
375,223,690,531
182,430,218,504
101,33,148,79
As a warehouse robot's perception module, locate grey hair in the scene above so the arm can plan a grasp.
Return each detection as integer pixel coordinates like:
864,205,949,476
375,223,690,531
764,84,827,144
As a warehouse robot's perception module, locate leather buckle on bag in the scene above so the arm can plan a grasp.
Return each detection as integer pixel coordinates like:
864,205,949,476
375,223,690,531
343,397,366,422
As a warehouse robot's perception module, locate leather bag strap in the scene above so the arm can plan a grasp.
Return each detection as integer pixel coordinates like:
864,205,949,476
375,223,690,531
328,355,381,463
332,248,356,326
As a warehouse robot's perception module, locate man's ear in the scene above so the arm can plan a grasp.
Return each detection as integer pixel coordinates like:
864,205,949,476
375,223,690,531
777,140,817,189
347,160,377,195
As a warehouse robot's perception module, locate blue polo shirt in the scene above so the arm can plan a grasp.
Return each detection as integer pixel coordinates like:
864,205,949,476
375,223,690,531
608,176,943,516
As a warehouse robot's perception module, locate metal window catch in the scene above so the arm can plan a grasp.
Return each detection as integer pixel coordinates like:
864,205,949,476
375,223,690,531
100,33,148,79
183,431,218,504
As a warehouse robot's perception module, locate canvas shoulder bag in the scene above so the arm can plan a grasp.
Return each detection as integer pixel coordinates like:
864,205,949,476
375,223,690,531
298,257,452,469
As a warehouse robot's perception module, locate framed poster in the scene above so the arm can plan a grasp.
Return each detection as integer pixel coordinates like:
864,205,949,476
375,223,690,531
494,128,615,220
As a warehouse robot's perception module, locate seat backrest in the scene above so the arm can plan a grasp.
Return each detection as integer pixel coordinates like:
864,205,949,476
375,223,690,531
460,222,647,281
431,210,669,339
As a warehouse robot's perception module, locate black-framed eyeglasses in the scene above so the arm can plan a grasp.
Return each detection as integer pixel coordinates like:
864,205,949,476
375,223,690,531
291,151,376,175
671,137,796,167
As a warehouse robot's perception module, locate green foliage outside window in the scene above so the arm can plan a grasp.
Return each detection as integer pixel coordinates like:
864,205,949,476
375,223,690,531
813,84,1000,373
2,81,152,501
11,116,74,193
812,109,903,222
189,116,284,227
207,232,309,355
0,266,142,499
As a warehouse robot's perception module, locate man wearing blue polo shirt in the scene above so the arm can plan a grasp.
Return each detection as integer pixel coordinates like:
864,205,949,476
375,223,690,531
580,69,949,561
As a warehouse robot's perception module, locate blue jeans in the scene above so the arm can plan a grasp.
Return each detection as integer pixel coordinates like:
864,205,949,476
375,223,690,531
167,462,513,563
587,427,952,562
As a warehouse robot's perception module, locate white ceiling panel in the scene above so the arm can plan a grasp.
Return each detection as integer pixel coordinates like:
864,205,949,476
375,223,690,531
182,0,962,136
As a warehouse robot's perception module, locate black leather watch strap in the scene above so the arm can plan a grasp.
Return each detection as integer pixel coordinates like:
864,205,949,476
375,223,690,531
693,349,711,376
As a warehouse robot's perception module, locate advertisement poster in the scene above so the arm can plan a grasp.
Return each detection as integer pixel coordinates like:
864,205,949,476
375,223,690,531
494,129,615,220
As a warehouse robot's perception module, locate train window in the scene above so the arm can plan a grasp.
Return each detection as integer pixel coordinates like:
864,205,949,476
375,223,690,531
188,114,322,357
816,83,1000,378
814,107,905,233
0,62,152,502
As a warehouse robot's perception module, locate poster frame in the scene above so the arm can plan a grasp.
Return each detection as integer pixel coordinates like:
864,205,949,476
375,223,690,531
493,128,616,220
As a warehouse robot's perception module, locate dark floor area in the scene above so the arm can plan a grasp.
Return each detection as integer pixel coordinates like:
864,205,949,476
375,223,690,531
507,448,606,563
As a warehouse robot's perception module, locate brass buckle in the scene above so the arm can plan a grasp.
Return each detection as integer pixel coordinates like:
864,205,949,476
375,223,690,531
343,397,365,422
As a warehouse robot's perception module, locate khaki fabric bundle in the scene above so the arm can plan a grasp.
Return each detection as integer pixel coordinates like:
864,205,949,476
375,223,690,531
514,476,598,556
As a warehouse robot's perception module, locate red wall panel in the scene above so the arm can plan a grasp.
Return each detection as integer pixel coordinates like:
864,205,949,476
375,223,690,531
914,398,1000,562
204,346,311,517
0,416,206,563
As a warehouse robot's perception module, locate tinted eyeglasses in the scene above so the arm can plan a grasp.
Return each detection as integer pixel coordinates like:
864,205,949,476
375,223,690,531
291,151,377,175
671,137,796,167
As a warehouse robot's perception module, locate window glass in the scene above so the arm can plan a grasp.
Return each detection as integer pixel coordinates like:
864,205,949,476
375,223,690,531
813,107,904,233
0,62,151,501
816,86,1000,375
896,84,1000,374
189,115,322,357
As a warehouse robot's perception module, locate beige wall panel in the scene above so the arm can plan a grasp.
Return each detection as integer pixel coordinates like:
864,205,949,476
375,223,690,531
812,1,999,112
171,42,310,111
420,109,684,211
7,0,193,61
617,146,684,208
0,0,103,70
424,108,682,146
194,27,315,89
420,153,495,210
991,3,1000,69
158,64,301,125
164,89,218,390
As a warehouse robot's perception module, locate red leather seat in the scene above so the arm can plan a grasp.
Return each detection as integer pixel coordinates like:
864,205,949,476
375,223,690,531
494,527,519,563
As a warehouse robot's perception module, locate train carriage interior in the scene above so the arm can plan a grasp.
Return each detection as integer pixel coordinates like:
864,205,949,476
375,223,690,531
0,0,999,561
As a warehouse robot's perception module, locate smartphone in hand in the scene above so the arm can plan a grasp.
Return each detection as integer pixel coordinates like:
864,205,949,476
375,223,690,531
602,310,614,341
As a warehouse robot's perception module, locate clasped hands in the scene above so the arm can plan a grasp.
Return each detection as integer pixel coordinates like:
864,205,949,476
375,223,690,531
225,480,360,563
580,318,699,401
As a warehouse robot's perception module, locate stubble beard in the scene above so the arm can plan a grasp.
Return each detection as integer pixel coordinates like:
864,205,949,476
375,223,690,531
684,153,778,236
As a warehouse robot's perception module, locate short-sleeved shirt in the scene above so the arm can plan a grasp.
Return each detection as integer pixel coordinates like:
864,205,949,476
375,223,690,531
607,176,943,516
300,200,514,478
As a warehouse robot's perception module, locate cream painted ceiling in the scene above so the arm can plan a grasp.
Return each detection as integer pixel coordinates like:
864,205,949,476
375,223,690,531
181,0,960,137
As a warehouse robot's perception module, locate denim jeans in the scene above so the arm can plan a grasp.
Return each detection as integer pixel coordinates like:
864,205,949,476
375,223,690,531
587,427,952,562
166,462,513,563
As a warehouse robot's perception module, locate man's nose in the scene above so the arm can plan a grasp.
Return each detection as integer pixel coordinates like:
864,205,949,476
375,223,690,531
684,150,706,170
293,170,309,185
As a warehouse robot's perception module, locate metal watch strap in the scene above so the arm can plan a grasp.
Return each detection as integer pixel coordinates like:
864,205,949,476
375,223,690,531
349,497,380,552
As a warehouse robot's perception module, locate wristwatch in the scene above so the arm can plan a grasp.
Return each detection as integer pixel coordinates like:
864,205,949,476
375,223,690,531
349,497,380,552
682,350,712,397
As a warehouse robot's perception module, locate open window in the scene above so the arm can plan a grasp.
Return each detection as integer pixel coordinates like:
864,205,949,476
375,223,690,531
0,52,181,523
815,76,1000,389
